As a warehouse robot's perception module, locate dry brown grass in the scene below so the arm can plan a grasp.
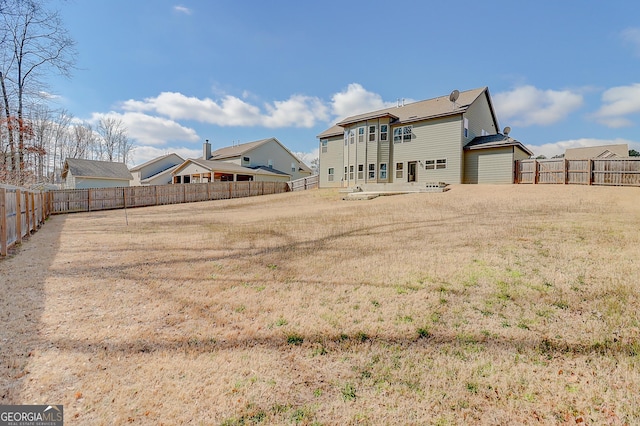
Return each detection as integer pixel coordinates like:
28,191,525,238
1,184,640,425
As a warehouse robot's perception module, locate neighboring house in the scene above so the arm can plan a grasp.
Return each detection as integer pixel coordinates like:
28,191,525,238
565,144,629,160
317,87,532,187
130,153,184,186
172,158,291,183
208,137,312,181
61,158,133,189
172,138,312,184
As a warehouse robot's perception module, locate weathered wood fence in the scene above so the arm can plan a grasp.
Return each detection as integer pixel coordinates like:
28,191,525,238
1,184,52,256
50,181,291,214
288,175,319,191
515,158,640,186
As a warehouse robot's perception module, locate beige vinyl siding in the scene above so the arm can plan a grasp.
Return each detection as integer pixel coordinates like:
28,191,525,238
464,147,514,184
253,173,290,183
245,140,295,178
514,146,531,161
392,116,464,184
319,135,344,187
463,93,499,145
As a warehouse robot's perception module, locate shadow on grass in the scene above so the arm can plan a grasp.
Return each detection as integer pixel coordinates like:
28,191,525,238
0,215,66,402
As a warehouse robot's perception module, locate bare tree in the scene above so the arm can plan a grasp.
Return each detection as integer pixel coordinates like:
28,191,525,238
97,116,132,163
0,0,76,184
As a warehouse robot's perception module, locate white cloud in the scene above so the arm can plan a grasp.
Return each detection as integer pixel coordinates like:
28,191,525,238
526,138,638,159
173,5,192,15
592,83,640,128
89,111,200,146
292,147,319,168
621,27,640,56
121,92,328,128
129,145,200,167
331,83,397,120
493,85,584,126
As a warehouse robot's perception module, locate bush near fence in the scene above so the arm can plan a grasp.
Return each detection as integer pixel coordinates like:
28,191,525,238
1,184,51,256
515,158,640,186
50,181,292,214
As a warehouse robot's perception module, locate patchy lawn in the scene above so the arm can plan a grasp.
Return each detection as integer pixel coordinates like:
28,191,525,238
1,184,639,425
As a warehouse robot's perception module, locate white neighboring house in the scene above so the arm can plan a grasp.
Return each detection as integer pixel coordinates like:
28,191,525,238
61,158,133,189
172,138,313,184
130,153,184,186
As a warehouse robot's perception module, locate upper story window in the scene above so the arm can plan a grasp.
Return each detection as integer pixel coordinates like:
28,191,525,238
358,127,365,143
321,139,328,153
464,118,469,138
243,156,250,164
368,125,376,142
393,125,412,143
291,162,296,172
344,132,348,146
380,124,388,141
349,130,355,144
268,159,273,168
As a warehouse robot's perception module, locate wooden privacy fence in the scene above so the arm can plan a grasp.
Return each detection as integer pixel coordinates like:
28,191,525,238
1,184,52,256
288,175,319,191
515,158,640,186
50,181,291,214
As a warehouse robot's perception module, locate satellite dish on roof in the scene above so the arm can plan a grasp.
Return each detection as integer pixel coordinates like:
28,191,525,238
449,90,460,103
503,126,511,136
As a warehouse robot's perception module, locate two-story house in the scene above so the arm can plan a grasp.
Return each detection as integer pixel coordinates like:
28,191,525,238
317,87,532,187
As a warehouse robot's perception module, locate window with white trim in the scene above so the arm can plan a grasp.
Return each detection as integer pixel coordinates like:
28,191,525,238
425,158,447,170
349,130,355,144
393,125,412,143
368,125,376,142
403,126,412,141
349,165,354,180
328,167,335,182
321,139,328,153
357,164,364,180
344,132,348,146
464,118,469,138
344,166,348,181
368,163,375,179
379,163,387,180
395,162,403,179
380,124,388,141
358,127,365,143
291,162,296,172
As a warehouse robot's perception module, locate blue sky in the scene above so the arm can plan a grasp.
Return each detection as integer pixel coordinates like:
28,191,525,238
49,0,640,166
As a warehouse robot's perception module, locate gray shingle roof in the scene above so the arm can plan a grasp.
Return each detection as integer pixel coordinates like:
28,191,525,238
174,158,288,177
464,134,533,156
62,158,133,180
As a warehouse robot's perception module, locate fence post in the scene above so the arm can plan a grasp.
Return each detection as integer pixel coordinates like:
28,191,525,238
15,189,22,244
30,192,36,231
588,159,593,185
0,188,7,256
24,190,31,235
